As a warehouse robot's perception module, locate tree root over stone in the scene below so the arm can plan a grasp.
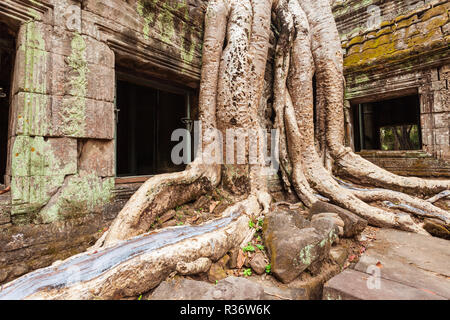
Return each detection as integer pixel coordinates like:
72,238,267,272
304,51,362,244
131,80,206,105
1,0,449,300
99,0,449,249
0,197,261,299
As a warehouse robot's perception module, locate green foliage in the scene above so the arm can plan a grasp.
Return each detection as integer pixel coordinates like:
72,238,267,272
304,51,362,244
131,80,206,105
380,124,420,151
265,264,271,274
248,220,256,229
256,244,265,251
243,268,252,277
257,219,264,227
243,243,256,253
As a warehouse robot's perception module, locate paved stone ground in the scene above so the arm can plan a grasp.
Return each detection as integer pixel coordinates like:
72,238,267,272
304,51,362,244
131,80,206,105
323,229,450,300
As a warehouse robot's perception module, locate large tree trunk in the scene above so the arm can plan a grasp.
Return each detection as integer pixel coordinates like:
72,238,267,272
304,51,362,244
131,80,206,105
96,0,449,248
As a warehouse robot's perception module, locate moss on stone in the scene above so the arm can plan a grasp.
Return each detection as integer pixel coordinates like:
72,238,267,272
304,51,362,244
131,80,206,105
62,32,88,137
38,175,114,224
343,3,449,72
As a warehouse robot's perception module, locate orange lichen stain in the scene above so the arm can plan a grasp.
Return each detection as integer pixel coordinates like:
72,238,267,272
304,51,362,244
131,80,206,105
31,147,35,152
15,153,19,157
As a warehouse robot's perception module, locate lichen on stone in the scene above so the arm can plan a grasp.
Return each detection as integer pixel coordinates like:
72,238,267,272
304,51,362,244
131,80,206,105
62,32,88,137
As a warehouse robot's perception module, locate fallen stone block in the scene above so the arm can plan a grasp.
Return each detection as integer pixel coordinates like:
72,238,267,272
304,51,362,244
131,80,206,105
329,247,348,267
150,277,265,300
309,201,367,237
354,228,450,299
250,253,268,275
263,210,339,284
323,269,446,300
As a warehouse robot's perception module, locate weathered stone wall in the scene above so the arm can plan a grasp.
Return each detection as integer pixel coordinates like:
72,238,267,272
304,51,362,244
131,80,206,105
333,0,449,164
0,0,448,285
0,0,206,284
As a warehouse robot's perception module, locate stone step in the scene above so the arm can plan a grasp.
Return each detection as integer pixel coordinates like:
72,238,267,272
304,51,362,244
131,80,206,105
323,269,446,300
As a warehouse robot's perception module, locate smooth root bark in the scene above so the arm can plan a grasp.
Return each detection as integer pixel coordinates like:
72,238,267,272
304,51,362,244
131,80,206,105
299,0,450,197
286,0,427,234
352,189,450,224
272,0,295,196
0,198,261,300
96,0,231,247
100,0,447,249
96,162,221,248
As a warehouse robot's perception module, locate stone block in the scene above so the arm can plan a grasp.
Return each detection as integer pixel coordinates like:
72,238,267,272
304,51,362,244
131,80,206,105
432,90,449,113
28,175,66,207
50,53,68,96
433,112,448,129
434,128,449,146
53,0,82,30
79,139,115,177
52,96,114,139
87,64,115,102
81,11,101,40
16,21,53,52
12,45,51,96
10,136,77,178
208,262,227,283
263,210,338,284
10,92,52,136
420,113,433,131
323,269,445,300
49,27,75,57
420,128,433,147
84,99,115,139
10,176,30,206
150,277,266,300
84,37,115,67
10,136,31,177
309,201,368,238
250,253,268,275
353,228,450,299
29,137,77,177
0,198,11,225
329,247,348,266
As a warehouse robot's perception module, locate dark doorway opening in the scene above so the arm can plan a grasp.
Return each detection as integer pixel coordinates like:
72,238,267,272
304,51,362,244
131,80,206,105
0,22,16,185
115,74,192,177
351,94,422,152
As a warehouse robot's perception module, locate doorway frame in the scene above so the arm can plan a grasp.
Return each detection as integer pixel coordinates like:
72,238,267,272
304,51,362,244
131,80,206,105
114,71,194,184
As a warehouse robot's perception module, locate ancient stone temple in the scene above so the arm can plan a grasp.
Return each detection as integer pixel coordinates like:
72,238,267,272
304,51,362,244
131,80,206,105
0,0,448,286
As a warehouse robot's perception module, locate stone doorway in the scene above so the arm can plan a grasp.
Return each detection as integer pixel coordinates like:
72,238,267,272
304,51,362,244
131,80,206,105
0,22,16,185
115,73,192,177
351,94,422,152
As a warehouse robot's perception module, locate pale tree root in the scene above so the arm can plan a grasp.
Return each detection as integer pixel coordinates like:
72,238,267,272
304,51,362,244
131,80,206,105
297,0,450,197
279,0,432,235
95,0,232,248
334,152,450,197
354,190,450,224
334,178,450,224
426,190,450,203
0,197,262,300
274,0,318,208
93,162,221,249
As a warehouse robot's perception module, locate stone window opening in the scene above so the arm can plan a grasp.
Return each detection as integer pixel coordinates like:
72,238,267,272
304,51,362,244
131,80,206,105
351,94,422,152
0,22,16,186
115,72,193,179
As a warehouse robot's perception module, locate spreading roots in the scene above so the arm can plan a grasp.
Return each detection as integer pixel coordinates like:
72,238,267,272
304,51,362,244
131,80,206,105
99,0,449,247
